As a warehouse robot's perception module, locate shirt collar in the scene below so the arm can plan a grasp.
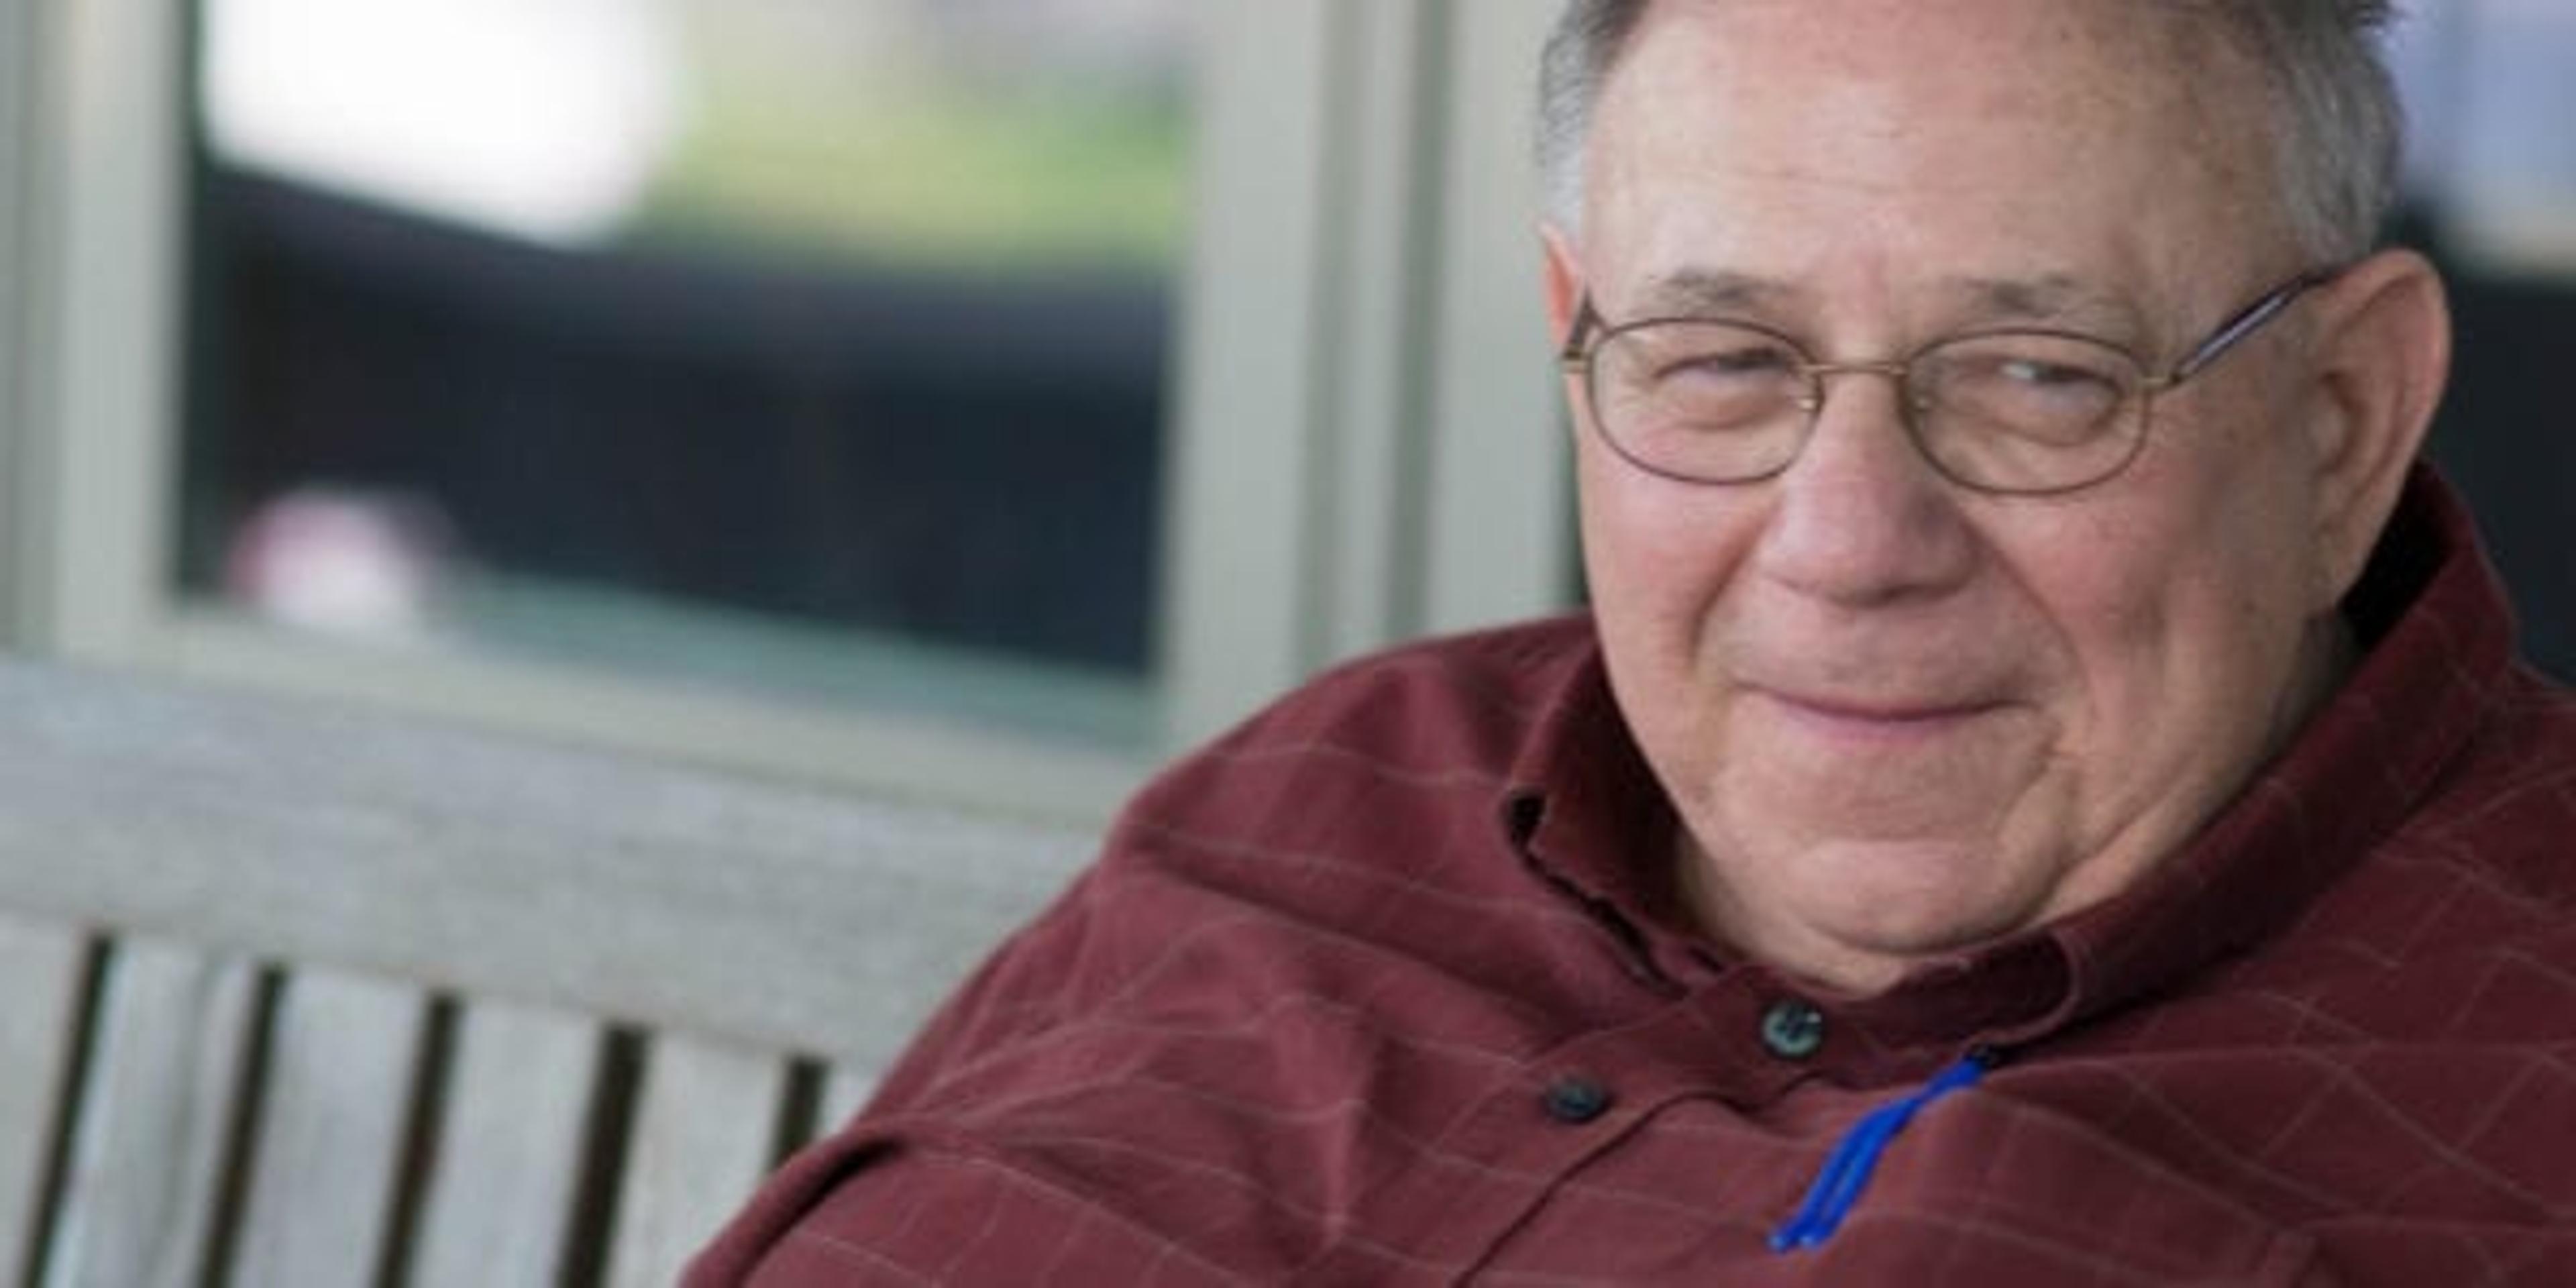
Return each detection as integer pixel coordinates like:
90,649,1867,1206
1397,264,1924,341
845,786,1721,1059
1499,643,1701,991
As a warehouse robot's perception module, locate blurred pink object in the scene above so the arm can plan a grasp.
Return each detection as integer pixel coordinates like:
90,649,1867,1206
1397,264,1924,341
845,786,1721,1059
225,487,456,637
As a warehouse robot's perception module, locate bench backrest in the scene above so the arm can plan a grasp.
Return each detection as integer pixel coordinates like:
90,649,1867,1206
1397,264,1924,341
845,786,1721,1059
0,661,1093,1286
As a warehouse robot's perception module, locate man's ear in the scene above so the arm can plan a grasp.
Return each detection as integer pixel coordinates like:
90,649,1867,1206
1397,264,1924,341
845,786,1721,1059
2301,248,2452,606
1542,222,1586,346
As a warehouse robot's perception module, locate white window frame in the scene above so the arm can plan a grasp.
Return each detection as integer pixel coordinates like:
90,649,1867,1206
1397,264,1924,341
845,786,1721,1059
0,0,1572,825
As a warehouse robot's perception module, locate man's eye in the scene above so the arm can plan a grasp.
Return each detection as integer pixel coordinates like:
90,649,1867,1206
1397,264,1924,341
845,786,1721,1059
1931,345,2131,445
1937,346,2127,407
1661,344,1795,382
1995,357,2114,390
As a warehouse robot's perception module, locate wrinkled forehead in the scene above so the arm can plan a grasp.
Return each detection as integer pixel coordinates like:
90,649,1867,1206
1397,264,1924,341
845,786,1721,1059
1600,0,2260,112
1580,0,2290,306
1593,0,2269,176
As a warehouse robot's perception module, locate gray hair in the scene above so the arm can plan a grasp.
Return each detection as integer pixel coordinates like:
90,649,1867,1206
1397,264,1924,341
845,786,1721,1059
1536,1,2407,263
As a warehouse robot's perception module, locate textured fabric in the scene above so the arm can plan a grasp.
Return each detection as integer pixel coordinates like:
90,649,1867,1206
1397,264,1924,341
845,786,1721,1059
690,468,2576,1286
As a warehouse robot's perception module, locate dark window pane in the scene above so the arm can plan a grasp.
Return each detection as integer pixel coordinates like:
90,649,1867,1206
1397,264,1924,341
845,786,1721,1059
182,0,1189,741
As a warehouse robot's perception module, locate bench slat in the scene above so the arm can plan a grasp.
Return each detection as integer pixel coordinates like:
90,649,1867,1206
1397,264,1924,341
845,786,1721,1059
229,968,426,1287
606,1036,788,1288
40,940,258,1288
409,1000,602,1288
0,918,85,1285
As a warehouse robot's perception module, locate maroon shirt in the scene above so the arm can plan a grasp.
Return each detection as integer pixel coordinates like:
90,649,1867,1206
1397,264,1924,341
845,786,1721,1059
692,469,2576,1285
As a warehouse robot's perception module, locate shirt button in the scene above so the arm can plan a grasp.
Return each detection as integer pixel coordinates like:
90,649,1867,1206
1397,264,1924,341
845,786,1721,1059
1541,1076,1613,1125
1760,998,1827,1061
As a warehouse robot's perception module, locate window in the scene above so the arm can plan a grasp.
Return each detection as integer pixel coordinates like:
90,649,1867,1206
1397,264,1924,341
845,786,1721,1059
186,0,1190,747
1,0,1576,821
2394,1,2576,276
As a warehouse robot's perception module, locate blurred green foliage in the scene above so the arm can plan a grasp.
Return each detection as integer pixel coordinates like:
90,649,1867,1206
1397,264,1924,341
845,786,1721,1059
628,41,1189,277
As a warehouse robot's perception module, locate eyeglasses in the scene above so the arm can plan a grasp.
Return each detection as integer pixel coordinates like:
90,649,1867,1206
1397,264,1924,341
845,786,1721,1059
1556,268,2337,496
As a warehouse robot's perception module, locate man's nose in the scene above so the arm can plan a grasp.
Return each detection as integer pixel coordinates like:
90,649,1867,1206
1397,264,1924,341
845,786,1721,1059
1747,372,1978,606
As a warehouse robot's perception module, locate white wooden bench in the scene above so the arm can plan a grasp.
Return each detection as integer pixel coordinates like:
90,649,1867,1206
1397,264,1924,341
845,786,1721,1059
0,660,1094,1287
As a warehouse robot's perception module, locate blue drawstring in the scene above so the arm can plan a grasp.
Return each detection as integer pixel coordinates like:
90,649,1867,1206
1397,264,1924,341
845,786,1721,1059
1770,1049,1998,1253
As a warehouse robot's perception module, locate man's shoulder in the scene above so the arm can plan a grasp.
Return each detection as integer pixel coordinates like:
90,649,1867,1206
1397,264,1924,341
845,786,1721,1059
2501,663,2576,739
2349,664,2576,933
1115,614,1605,841
2428,664,2576,812
2423,665,2576,890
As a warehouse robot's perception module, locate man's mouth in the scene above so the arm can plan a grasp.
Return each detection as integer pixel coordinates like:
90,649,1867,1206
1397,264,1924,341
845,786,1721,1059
1750,688,2010,744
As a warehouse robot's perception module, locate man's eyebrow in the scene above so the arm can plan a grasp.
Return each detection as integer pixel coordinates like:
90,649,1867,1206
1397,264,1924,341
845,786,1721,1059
1621,268,2147,338
1629,269,1803,317
1942,274,2139,331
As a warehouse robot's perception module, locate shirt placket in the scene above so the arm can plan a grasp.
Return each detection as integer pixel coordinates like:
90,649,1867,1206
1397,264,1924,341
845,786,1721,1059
1295,974,1847,1283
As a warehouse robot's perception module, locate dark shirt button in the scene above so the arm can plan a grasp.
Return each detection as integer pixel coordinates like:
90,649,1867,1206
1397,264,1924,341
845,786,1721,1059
1541,1077,1613,1125
1760,998,1827,1061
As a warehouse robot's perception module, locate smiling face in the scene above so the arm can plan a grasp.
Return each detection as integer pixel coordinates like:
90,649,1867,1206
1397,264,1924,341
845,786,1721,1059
1548,0,2393,993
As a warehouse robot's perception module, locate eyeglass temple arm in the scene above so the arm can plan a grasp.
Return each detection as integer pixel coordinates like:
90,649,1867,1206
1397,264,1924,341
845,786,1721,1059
1558,297,1603,368
2162,267,2340,386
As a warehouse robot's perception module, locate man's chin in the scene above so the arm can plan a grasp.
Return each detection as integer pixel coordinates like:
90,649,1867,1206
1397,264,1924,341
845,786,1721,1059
1786,836,2039,945
1732,693,2051,834
1682,825,2061,991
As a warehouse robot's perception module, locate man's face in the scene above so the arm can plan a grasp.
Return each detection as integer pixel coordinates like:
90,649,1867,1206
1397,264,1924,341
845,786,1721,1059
1554,0,2351,991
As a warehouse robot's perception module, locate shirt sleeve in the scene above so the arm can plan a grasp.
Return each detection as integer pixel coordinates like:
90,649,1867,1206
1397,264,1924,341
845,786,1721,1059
686,1128,1231,1285
682,861,1121,1286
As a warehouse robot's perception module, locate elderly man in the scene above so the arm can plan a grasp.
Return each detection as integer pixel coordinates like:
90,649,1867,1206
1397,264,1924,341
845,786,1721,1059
693,1,2575,1283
